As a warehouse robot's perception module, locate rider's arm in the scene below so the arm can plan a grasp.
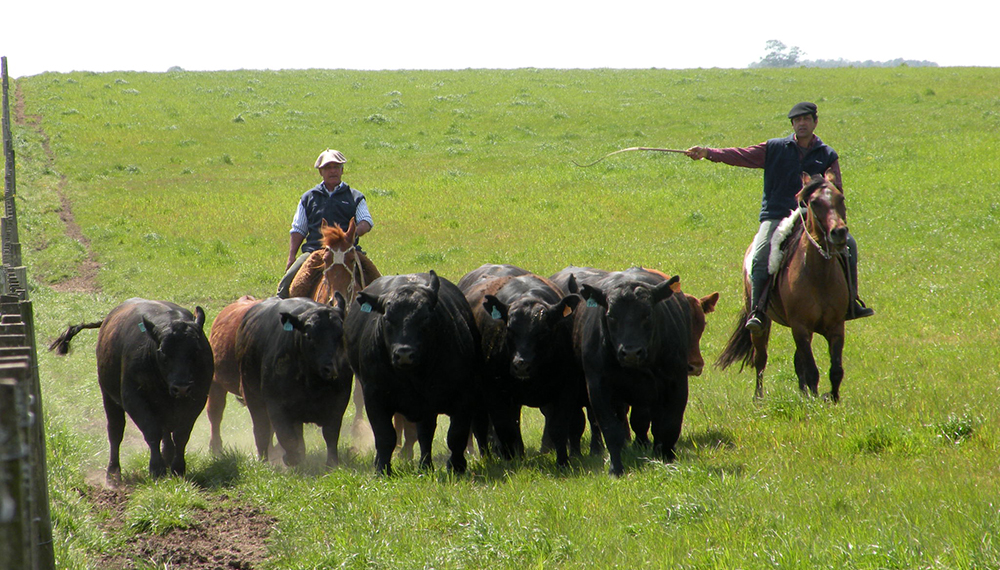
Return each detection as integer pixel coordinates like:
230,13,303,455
687,143,766,169
355,198,373,237
287,232,305,269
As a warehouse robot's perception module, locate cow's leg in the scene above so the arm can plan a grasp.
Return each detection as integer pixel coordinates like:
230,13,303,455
416,418,437,470
650,375,689,463
103,393,127,485
445,414,472,474
629,405,651,447
546,399,576,467
585,404,604,456
169,426,193,476
271,413,306,467
791,327,819,397
206,381,228,456
241,383,273,462
489,397,524,460
826,329,845,403
393,413,417,461
366,398,397,476
160,433,175,469
350,376,366,435
588,377,627,477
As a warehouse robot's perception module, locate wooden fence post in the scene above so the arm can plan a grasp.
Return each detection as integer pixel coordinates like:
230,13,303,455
1,371,32,570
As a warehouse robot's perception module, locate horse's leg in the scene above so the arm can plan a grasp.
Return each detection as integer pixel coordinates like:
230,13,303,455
826,329,845,403
791,328,820,397
751,327,770,400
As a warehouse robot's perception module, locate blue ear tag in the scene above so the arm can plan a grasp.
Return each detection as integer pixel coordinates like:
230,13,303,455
360,302,372,313
586,298,599,308
283,321,293,332
491,307,501,320
138,321,147,333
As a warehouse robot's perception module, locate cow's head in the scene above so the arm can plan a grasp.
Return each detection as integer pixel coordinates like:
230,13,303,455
484,293,582,379
280,292,349,382
581,275,678,369
142,306,208,398
684,291,719,376
356,271,442,371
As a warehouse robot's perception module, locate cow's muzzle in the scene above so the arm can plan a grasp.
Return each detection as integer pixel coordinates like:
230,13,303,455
391,346,418,370
617,345,647,368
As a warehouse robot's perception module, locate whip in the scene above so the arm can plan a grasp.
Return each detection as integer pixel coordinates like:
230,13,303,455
572,147,688,167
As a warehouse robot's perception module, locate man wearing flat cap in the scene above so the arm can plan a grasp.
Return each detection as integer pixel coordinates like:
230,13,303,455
276,149,378,298
686,102,873,332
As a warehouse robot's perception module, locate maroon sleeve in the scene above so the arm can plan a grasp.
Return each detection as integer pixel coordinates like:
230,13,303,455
706,143,767,169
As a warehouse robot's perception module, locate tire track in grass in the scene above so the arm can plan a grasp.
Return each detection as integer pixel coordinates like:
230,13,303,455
14,80,101,293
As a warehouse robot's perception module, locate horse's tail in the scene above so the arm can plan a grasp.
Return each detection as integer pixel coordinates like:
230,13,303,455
48,321,103,355
715,305,755,371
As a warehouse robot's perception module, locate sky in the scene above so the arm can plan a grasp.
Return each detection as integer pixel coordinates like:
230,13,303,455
3,1,997,77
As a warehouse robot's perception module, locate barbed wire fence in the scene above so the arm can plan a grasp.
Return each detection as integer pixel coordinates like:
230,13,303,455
0,56,56,570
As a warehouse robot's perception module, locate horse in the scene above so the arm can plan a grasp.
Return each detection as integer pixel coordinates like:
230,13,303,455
717,171,851,402
286,219,420,457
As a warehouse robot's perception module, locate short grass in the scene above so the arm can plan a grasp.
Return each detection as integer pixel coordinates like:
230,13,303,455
12,66,1000,569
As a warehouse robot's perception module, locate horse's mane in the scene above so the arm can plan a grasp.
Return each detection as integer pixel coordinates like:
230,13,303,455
321,223,352,249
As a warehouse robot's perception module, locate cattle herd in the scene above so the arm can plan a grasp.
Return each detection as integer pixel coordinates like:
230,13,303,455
50,263,719,480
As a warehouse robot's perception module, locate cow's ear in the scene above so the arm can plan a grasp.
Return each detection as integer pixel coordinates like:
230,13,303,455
140,316,160,343
580,284,607,309
331,292,347,316
565,274,579,294
356,291,384,314
483,295,508,322
194,306,206,330
427,270,441,295
549,294,582,324
652,275,680,304
700,292,720,314
280,312,307,333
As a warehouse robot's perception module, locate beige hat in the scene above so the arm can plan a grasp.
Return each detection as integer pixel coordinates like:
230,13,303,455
314,149,347,168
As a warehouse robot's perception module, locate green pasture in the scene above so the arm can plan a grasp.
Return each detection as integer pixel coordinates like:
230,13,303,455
11,66,1000,569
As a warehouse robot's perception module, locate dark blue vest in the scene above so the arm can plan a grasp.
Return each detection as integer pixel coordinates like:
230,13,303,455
299,183,365,253
761,135,838,221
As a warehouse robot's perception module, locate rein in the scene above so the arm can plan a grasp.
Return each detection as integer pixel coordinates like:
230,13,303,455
798,206,832,260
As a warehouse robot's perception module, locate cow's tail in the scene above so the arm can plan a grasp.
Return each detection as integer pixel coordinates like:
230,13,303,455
715,306,754,371
48,321,103,355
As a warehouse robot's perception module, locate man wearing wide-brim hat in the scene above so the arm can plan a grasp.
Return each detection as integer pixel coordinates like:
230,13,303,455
685,102,874,331
276,148,380,298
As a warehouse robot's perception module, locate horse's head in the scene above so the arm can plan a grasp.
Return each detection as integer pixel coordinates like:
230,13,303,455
797,170,848,254
318,218,361,304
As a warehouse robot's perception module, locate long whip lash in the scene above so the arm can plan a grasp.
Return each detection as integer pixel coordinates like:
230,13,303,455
572,147,687,167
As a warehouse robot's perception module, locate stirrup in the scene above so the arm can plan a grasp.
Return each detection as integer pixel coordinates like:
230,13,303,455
744,312,765,333
847,298,875,320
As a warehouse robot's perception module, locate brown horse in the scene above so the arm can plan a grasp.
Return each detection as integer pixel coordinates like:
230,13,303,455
284,219,422,457
717,171,851,402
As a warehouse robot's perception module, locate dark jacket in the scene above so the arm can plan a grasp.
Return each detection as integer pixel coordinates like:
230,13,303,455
299,183,366,253
761,135,838,221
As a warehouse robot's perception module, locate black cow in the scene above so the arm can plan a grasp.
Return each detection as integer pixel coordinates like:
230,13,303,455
236,295,352,468
458,264,582,465
49,298,213,483
345,271,486,476
563,267,691,477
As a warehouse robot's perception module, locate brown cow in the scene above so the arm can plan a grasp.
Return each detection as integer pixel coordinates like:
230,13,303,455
207,295,263,455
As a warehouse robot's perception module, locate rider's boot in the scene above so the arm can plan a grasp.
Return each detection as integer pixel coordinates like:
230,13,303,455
845,246,874,321
744,276,770,333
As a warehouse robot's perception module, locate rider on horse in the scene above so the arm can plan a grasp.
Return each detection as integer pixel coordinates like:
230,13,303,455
277,148,379,298
685,102,874,332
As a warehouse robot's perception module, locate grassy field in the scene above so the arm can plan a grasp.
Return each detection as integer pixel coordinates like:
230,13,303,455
10,66,1000,569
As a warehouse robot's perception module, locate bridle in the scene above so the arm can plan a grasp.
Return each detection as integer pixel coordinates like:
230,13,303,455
321,245,368,305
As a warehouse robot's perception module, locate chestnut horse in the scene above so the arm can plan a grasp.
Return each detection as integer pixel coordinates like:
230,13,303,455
285,219,422,457
717,171,851,402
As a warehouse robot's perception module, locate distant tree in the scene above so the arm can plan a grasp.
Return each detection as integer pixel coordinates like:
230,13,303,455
750,40,803,68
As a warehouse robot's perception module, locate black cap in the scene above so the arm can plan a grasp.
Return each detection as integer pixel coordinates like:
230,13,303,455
788,102,818,119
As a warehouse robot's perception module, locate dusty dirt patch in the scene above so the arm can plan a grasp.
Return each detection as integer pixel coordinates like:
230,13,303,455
88,485,276,570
